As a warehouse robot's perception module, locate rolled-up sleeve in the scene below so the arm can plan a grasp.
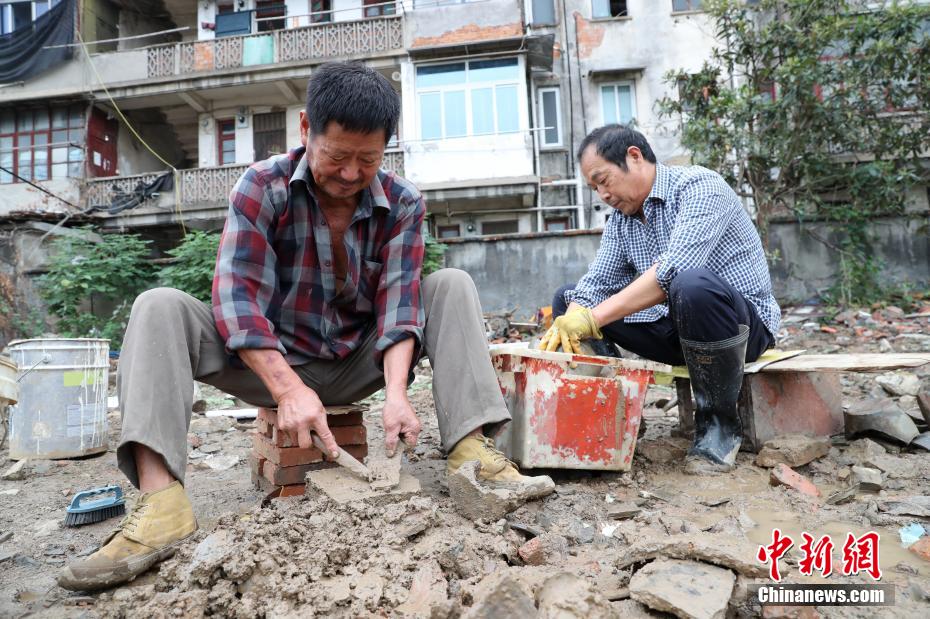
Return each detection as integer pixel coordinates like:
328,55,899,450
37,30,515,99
654,175,737,293
212,167,286,357
564,216,636,309
373,196,426,366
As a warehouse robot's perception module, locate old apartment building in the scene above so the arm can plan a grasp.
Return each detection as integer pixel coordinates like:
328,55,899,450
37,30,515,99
0,0,721,233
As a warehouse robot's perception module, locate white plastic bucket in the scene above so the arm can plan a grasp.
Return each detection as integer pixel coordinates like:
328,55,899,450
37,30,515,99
7,338,109,460
0,355,16,407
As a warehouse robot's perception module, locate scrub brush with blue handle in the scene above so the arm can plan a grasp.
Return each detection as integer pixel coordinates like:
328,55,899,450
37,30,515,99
64,485,126,527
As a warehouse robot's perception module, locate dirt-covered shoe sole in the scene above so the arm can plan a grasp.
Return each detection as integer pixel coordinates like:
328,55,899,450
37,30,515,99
57,531,197,592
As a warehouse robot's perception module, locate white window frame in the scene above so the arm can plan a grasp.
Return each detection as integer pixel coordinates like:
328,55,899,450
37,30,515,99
415,57,526,141
599,80,637,126
537,86,563,148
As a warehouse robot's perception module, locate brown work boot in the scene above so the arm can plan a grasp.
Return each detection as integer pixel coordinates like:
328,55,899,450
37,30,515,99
58,481,197,591
447,435,554,496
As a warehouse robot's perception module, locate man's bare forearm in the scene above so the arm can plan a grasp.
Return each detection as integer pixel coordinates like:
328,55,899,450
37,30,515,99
238,349,304,402
591,265,666,328
383,338,414,398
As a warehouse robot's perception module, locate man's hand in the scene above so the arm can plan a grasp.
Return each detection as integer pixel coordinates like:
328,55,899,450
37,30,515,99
275,384,339,458
382,390,421,457
538,306,603,355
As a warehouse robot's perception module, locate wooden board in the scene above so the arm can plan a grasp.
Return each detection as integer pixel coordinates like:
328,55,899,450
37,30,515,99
761,353,930,373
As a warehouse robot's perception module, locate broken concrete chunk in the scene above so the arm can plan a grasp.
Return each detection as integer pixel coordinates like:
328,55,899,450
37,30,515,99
851,466,883,492
844,399,919,445
826,484,859,505
754,434,830,468
636,437,689,464
517,533,568,566
463,572,536,619
616,533,767,578
769,463,820,497
876,372,921,397
1,459,27,481
838,438,887,466
535,572,617,619
607,502,642,520
917,391,930,426
911,432,930,451
878,496,930,518
448,460,554,522
305,467,420,504
394,560,452,618
629,559,735,619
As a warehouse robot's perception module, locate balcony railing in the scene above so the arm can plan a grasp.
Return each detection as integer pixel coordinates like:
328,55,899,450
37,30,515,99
147,15,404,79
85,152,405,212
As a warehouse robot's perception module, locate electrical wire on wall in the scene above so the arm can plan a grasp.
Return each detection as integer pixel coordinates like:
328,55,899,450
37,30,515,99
74,30,187,235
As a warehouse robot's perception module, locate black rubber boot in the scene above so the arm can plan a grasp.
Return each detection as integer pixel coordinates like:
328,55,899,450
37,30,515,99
680,325,749,474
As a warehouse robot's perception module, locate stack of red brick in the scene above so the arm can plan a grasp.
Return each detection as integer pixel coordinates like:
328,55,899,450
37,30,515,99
250,405,368,497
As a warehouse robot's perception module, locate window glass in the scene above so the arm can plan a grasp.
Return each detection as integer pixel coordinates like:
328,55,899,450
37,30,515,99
34,110,49,131
601,86,618,124
495,85,518,133
0,111,13,133
70,104,84,126
419,92,442,140
471,87,494,135
531,0,555,25
443,91,467,138
51,163,67,179
52,146,67,163
69,146,83,162
469,58,519,82
51,108,67,129
617,84,634,123
416,63,466,88
541,89,560,145
17,113,32,132
68,161,83,176
52,129,67,145
592,0,610,18
69,128,83,144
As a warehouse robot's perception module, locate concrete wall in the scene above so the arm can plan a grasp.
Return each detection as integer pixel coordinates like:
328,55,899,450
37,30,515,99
445,217,930,317
404,0,524,47
0,180,79,217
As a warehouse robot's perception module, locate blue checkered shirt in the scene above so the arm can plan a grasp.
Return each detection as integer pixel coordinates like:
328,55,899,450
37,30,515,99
565,162,781,336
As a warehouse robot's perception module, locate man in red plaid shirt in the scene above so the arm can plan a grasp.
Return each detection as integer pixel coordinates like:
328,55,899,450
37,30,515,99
60,62,554,592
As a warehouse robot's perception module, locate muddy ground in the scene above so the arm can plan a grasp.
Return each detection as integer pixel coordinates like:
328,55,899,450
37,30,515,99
1,306,929,618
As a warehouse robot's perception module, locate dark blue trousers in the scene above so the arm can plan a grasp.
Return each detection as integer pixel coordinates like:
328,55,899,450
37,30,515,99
553,268,774,366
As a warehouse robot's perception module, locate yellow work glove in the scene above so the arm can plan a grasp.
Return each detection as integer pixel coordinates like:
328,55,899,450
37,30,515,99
538,307,603,356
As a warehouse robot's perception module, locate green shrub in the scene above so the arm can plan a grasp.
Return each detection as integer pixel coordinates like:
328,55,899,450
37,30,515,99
423,232,447,277
37,230,155,347
158,230,221,303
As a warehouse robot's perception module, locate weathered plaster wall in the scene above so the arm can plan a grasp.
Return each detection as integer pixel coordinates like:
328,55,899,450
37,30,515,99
0,181,79,217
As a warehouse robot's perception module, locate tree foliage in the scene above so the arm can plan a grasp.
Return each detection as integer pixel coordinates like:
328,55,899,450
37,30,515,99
37,231,155,346
158,230,221,303
659,0,930,304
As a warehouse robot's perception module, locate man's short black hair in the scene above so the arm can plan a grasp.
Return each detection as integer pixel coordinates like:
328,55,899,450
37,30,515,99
305,62,400,144
577,124,657,170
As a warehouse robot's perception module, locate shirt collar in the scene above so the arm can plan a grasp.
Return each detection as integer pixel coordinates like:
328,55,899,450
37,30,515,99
288,145,391,216
646,162,671,204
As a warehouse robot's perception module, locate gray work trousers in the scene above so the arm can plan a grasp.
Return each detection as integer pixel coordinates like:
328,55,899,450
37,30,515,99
116,268,510,488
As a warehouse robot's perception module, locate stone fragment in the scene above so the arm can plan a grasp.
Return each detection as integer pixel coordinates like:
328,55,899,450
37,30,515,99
306,467,420,504
876,372,921,397
186,530,233,580
636,437,689,464
912,432,930,451
611,600,655,618
825,485,859,505
909,537,930,562
769,464,820,497
1,459,27,481
518,533,568,566
463,572,536,619
394,560,453,618
535,572,617,619
851,466,883,492
448,460,553,521
844,398,919,445
352,572,384,610
862,453,920,479
615,533,767,578
629,559,735,619
838,438,887,465
607,502,642,519
203,454,239,471
754,434,830,468
878,496,930,517
761,605,822,619
917,391,930,426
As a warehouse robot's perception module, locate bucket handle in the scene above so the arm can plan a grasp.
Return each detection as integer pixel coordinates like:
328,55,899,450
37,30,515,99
17,354,51,382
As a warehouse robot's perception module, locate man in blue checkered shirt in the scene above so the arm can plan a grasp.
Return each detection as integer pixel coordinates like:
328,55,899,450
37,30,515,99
540,125,780,474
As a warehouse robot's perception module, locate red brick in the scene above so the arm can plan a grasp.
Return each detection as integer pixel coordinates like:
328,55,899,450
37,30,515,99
769,463,821,497
910,537,930,562
272,423,367,448
278,484,306,498
263,460,325,485
257,407,278,426
249,450,267,490
327,410,365,427
253,433,368,467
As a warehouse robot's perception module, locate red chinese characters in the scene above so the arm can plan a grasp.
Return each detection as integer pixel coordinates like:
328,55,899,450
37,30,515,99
798,532,834,577
757,528,794,581
841,532,882,580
